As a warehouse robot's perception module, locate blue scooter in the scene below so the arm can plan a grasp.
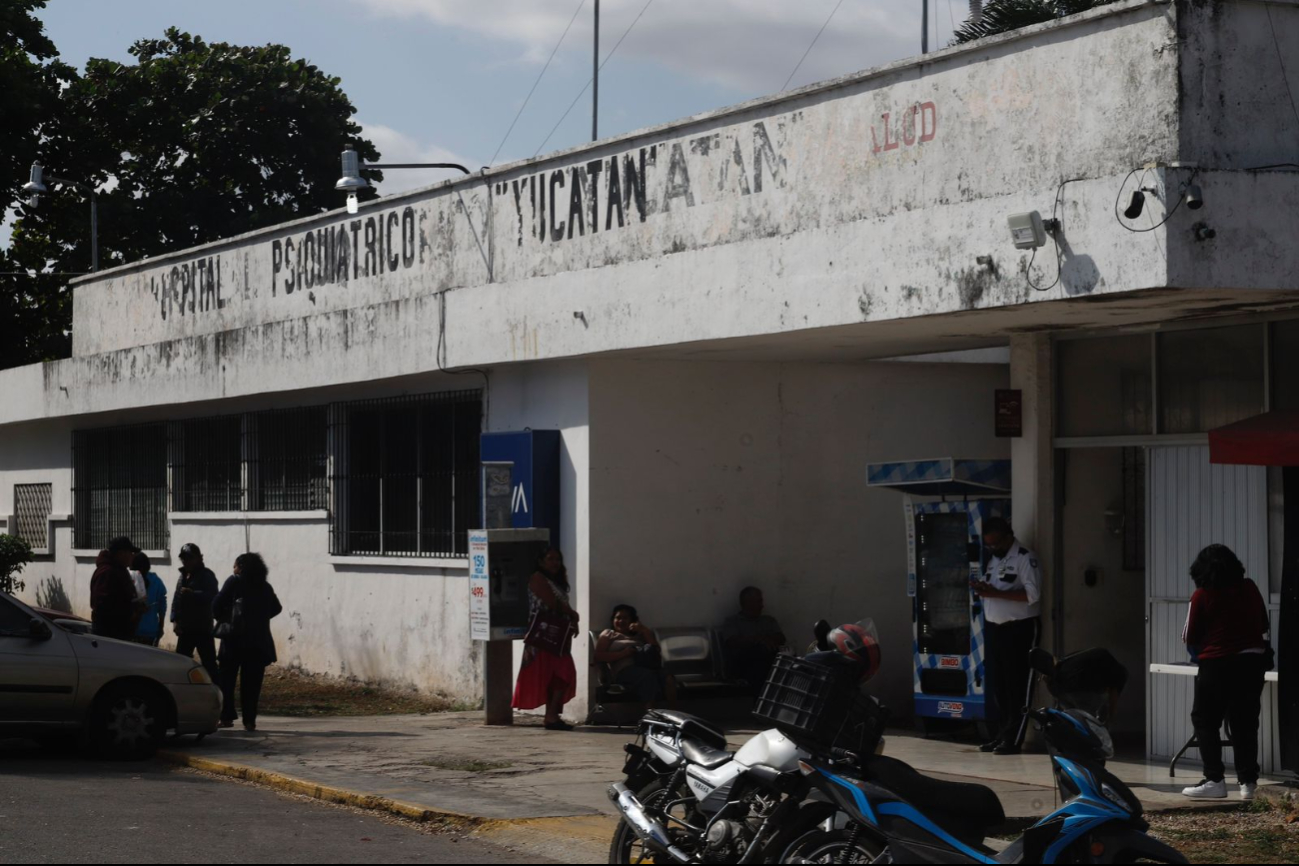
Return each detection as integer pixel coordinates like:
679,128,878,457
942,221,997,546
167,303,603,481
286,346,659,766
783,649,1188,864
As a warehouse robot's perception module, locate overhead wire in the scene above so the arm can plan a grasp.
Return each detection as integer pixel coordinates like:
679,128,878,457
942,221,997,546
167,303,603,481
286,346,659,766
1266,3,1299,140
533,0,657,157
782,0,847,91
490,0,588,167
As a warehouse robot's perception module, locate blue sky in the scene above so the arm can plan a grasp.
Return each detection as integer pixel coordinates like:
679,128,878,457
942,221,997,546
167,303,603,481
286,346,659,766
34,0,965,196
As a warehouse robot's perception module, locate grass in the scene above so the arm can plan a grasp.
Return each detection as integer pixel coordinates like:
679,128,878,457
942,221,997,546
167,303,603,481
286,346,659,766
418,757,514,773
1145,799,1299,864
256,665,474,717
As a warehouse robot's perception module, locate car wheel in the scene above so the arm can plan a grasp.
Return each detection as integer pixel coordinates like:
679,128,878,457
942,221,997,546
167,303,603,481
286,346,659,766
91,684,165,760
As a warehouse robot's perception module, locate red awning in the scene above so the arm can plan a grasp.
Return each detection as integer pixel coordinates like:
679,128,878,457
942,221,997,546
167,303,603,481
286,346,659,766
1208,411,1299,466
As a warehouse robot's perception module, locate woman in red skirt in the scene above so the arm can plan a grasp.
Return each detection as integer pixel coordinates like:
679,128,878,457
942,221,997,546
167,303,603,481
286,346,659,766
513,547,580,730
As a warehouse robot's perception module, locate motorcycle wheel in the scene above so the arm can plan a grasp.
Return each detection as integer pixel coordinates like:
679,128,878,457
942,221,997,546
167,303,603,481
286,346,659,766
607,777,699,864
778,828,885,864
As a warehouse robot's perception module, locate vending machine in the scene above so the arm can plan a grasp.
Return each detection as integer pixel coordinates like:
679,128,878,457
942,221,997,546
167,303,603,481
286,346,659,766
866,458,1011,736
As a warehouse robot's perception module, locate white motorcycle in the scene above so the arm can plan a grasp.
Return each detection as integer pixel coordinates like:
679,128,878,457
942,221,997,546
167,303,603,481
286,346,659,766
607,620,886,864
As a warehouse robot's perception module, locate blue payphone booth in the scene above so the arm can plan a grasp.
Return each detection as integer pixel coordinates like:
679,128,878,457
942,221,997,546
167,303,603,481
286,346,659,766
867,458,1011,736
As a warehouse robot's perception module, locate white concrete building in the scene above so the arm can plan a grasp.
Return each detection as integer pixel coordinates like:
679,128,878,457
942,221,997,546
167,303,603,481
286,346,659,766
3,0,1297,771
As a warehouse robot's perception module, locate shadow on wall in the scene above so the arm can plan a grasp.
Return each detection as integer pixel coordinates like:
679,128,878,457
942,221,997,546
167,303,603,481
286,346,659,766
36,575,73,614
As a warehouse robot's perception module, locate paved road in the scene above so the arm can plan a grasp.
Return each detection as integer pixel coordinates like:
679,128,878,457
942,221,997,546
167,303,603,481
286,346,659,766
0,741,551,864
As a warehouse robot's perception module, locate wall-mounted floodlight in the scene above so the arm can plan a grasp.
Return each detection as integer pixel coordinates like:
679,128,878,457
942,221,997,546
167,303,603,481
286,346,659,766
1008,211,1059,250
1123,190,1146,220
335,146,472,215
1185,183,1204,210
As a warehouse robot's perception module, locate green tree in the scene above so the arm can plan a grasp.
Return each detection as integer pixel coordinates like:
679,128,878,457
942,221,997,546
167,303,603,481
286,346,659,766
5,27,382,369
0,534,34,596
0,0,75,368
953,0,1118,44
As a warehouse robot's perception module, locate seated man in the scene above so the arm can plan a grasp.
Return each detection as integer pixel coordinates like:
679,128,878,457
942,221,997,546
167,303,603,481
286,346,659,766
721,586,786,692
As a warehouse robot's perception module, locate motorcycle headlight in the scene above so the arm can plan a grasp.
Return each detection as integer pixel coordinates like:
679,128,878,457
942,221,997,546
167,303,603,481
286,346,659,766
188,666,213,685
1083,716,1115,759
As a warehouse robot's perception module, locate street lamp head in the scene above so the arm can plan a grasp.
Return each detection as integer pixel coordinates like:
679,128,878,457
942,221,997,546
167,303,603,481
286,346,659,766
21,163,48,201
335,147,370,194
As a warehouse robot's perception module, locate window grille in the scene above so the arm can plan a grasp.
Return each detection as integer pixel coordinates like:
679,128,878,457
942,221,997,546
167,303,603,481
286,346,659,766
329,390,482,557
73,424,169,550
14,483,53,551
170,415,244,512
248,406,329,511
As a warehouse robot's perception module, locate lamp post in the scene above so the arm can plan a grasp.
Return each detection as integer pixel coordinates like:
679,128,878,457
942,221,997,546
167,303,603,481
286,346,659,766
22,163,99,272
335,147,471,214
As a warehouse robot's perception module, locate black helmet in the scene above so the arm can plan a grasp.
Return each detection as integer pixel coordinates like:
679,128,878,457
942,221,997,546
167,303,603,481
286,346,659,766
179,542,203,560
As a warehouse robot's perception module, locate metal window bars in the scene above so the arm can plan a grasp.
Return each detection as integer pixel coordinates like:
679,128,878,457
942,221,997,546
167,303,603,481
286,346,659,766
328,390,482,558
248,406,329,511
169,415,244,512
73,424,169,551
13,483,53,550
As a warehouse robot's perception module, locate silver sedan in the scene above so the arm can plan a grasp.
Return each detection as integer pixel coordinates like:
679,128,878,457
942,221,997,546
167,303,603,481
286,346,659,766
0,591,221,758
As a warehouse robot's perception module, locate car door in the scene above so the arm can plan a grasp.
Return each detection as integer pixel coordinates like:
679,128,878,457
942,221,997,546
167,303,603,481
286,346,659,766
0,595,80,725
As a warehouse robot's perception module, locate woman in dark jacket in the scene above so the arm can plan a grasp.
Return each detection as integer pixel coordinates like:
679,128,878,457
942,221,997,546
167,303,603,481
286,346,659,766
213,552,282,732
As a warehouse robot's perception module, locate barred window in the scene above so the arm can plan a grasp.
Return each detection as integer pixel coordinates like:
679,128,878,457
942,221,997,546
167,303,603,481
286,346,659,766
14,483,53,551
170,416,243,512
248,406,328,511
330,390,482,557
74,424,169,550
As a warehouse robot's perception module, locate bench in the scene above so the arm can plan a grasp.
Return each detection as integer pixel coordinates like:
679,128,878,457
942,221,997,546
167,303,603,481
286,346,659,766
588,626,749,725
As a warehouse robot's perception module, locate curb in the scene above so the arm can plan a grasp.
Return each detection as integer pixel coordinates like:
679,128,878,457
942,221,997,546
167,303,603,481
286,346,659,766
156,750,488,828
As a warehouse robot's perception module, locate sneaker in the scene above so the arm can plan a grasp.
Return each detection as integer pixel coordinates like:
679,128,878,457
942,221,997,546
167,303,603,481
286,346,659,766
993,743,1021,756
1181,779,1227,799
1241,783,1257,801
979,739,1003,753
217,720,235,729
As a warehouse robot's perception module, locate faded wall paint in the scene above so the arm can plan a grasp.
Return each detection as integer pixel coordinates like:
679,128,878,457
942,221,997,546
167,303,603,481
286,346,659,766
70,0,1182,362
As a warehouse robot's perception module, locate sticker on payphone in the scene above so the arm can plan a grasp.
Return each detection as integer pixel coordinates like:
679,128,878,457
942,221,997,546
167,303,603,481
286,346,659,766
937,701,966,716
469,530,491,641
938,655,963,669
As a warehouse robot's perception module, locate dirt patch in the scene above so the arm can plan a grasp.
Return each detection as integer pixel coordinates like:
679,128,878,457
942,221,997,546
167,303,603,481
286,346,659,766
1147,801,1299,864
420,757,515,773
257,666,470,717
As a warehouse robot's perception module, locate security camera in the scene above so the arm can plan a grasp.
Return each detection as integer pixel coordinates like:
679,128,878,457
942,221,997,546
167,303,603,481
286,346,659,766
1184,183,1204,210
1008,211,1059,250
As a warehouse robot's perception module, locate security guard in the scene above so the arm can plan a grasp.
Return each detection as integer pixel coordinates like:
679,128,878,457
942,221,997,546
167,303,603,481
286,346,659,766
971,517,1042,756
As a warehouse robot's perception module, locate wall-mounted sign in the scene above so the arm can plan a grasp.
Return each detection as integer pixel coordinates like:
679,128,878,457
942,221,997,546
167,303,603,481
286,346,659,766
996,389,1023,438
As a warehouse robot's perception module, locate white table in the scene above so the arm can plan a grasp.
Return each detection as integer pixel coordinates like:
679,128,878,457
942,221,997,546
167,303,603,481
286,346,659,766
1149,662,1279,776
1150,662,1278,682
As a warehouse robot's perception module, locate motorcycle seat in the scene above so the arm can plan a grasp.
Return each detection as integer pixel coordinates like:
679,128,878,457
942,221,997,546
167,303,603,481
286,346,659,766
862,755,1005,845
681,736,734,770
646,709,729,751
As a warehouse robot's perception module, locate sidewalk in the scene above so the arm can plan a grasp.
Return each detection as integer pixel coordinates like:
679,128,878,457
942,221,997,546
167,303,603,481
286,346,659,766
163,713,1281,862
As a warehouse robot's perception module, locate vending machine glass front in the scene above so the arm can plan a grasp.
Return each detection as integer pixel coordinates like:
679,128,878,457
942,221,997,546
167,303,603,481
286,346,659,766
915,510,972,657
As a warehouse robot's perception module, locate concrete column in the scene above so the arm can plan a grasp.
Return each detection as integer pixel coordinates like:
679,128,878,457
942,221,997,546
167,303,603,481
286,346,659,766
1009,333,1057,652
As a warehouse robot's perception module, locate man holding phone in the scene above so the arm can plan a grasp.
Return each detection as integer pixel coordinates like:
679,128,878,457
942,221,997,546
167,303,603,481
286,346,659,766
972,517,1042,756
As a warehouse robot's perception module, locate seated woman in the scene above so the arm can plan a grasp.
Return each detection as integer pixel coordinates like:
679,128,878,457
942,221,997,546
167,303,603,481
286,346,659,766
594,604,677,707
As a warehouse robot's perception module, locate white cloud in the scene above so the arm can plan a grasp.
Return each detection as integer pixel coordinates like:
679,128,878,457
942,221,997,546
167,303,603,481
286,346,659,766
360,0,957,92
360,122,483,192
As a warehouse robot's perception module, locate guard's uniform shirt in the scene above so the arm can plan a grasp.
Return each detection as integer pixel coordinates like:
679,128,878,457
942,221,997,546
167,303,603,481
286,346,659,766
981,542,1042,624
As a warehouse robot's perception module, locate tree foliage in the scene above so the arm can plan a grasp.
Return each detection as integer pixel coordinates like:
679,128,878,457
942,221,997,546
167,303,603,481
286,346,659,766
953,0,1118,44
0,0,75,368
0,534,34,596
4,26,381,369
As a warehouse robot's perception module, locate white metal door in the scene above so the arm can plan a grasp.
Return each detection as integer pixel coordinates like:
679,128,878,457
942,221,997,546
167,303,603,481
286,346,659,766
1147,446,1278,772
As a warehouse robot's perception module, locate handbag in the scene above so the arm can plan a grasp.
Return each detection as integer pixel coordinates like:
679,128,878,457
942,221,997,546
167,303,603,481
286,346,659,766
524,607,575,657
214,597,244,640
